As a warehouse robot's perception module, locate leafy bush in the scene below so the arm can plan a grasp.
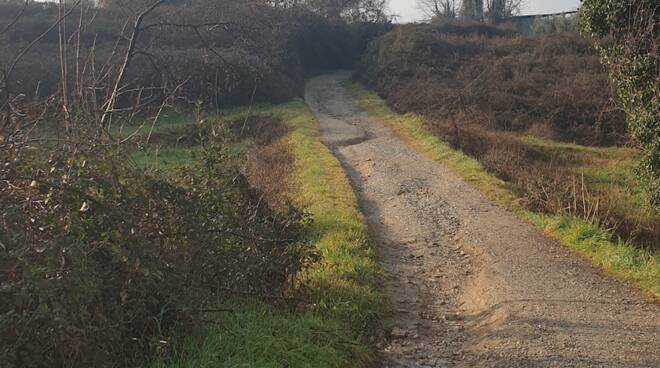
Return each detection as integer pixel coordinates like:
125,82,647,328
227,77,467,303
0,125,309,367
580,0,659,210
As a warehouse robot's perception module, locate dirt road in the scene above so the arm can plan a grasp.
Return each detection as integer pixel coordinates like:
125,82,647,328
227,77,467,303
304,72,659,368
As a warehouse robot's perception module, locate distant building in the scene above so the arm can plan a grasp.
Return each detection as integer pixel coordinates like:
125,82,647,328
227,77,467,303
509,11,578,34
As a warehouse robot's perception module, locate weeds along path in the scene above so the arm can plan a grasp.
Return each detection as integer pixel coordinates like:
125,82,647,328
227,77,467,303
304,72,660,368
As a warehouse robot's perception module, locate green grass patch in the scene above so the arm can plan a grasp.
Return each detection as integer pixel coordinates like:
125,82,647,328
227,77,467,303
150,99,380,367
520,135,640,197
113,108,192,136
521,135,635,160
521,134,658,245
151,298,366,368
280,100,382,330
526,213,659,295
220,99,381,334
349,83,659,298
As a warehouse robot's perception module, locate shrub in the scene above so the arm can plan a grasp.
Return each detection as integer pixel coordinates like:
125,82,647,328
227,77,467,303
580,0,660,211
0,128,308,367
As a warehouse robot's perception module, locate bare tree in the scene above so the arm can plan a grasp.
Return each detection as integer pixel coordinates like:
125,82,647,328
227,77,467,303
304,0,388,22
485,0,524,21
461,0,483,21
346,0,389,22
1,0,83,139
99,0,166,131
417,0,459,20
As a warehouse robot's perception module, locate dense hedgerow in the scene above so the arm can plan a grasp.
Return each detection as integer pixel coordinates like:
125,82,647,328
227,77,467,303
356,21,626,146
0,1,389,109
0,122,309,367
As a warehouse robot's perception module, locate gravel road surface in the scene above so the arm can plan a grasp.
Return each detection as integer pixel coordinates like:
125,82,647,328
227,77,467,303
305,72,659,368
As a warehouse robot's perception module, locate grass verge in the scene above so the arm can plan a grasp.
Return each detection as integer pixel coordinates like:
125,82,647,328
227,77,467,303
150,99,380,367
348,83,659,298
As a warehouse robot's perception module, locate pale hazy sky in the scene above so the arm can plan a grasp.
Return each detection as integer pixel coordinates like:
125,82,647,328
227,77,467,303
37,0,580,23
389,0,582,22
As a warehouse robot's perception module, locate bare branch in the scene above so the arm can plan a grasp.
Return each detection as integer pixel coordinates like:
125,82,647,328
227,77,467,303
100,0,168,130
0,0,28,36
2,0,82,137
417,0,459,20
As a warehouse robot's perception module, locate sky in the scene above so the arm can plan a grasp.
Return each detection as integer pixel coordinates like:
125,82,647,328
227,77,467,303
389,0,582,23
36,0,580,23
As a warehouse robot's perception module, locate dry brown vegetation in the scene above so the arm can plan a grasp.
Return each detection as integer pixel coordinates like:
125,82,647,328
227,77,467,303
357,22,625,145
244,139,295,209
0,1,388,112
356,21,659,249
238,115,296,209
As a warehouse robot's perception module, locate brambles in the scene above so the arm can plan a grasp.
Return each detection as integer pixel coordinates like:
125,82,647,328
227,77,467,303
0,128,309,366
2,1,360,366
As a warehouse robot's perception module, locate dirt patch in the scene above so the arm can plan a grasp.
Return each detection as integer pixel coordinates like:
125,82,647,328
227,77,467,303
243,139,295,210
238,114,296,210
229,114,290,145
305,72,659,368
